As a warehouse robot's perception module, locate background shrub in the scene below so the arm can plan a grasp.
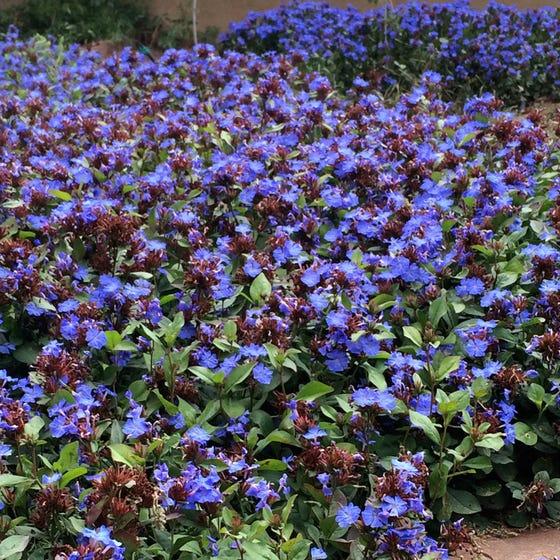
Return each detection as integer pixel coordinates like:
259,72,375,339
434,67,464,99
222,1,560,105
0,0,151,43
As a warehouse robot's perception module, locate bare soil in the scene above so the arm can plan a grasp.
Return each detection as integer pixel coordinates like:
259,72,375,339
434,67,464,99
455,527,560,560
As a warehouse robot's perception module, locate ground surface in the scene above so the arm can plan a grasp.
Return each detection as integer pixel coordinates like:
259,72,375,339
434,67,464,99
456,528,560,560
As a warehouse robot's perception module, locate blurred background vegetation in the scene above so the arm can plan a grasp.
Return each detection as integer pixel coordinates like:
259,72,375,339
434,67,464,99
0,0,218,50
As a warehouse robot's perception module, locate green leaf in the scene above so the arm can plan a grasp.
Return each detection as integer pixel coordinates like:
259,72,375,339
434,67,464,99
506,511,530,528
476,480,502,497
436,356,462,381
61,467,88,488
472,377,491,400
114,340,137,352
258,459,288,471
164,312,185,347
448,390,470,411
198,400,220,424
409,410,440,445
340,292,352,310
527,384,545,408
429,293,448,327
475,433,504,451
224,362,255,393
296,381,333,401
250,272,272,302
287,540,310,560
243,542,279,560
223,320,237,340
282,493,298,524
256,430,301,454
496,272,518,288
438,400,459,417
129,380,149,401
0,535,30,560
110,419,124,444
402,325,422,347
159,293,177,305
429,464,449,500
177,398,197,425
180,541,202,554
49,189,72,201
458,131,478,147
514,422,538,446
0,474,30,487
546,501,560,521
53,441,79,472
364,363,387,389
31,297,56,312
463,456,492,472
24,415,44,439
447,489,481,515
152,390,179,414
189,366,217,385
108,443,144,467
13,343,40,365
222,398,247,418
104,331,122,352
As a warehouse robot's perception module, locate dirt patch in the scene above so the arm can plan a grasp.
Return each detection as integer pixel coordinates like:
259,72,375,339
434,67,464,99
456,527,560,560
86,40,122,58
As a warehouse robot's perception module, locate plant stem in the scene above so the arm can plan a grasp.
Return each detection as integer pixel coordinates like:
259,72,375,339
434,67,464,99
235,538,244,560
192,0,198,45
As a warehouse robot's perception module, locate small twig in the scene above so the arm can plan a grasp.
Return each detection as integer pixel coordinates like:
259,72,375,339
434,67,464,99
192,0,198,45
472,536,495,560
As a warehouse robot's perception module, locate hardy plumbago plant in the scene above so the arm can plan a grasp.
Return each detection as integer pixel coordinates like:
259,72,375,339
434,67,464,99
223,1,560,105
1,11,560,560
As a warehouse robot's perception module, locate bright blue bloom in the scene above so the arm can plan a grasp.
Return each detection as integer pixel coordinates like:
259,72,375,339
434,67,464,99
456,277,485,297
335,503,361,528
253,363,273,384
311,548,327,560
186,425,211,444
86,328,107,350
352,388,396,412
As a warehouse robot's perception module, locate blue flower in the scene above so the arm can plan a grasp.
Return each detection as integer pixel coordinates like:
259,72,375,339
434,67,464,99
194,347,219,369
311,548,327,560
335,503,361,528
243,257,262,278
382,495,408,517
302,267,321,287
186,425,211,444
79,526,125,560
41,472,62,484
325,349,348,373
0,444,12,457
86,328,107,350
303,426,327,440
456,277,485,297
362,505,382,528
146,299,163,325
352,388,396,412
123,402,151,439
253,363,273,384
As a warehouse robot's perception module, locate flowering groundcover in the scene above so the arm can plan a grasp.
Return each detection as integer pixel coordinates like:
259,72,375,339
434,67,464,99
223,1,560,105
0,6,560,560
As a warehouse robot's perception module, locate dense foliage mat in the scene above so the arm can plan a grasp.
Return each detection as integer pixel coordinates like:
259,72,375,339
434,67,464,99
1,22,560,560
223,1,560,105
